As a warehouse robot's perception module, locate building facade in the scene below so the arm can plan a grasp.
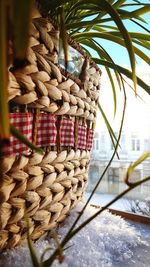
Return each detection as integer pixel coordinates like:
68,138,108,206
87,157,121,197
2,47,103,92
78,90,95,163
87,129,150,200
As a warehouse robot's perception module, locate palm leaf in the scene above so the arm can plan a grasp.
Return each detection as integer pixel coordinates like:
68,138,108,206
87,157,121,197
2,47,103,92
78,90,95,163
130,5,150,17
92,39,122,91
98,103,120,151
58,6,68,70
105,67,117,117
106,31,150,41
81,39,118,115
125,152,150,186
118,8,149,22
93,58,150,94
130,18,150,33
72,32,150,64
113,0,127,9
133,39,150,50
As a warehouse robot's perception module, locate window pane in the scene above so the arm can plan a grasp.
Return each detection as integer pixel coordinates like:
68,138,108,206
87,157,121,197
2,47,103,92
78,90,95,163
136,139,140,151
96,139,99,150
85,69,150,218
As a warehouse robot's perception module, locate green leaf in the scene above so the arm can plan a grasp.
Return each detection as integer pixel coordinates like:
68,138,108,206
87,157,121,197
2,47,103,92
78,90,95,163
130,5,150,17
12,0,33,65
58,6,68,70
76,0,137,91
98,103,120,149
130,152,150,171
82,37,123,96
50,229,64,263
106,31,150,41
66,19,103,30
82,38,122,90
82,39,117,116
131,18,150,33
26,216,40,267
113,0,126,10
73,32,150,64
118,8,149,22
125,152,150,186
93,58,150,94
133,39,150,50
40,247,53,263
105,67,117,117
0,1,10,142
83,0,116,32
10,125,44,155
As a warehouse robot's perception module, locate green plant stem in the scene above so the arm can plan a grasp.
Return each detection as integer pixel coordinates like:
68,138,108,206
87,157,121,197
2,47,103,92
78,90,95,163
42,77,127,267
0,1,10,141
64,75,126,235
64,176,150,240
43,174,150,266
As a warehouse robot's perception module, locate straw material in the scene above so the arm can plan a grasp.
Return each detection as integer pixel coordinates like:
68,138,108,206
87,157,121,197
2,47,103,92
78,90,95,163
0,7,101,250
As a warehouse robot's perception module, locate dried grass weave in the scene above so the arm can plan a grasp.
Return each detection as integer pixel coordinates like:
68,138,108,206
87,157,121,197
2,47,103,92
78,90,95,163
0,7,101,250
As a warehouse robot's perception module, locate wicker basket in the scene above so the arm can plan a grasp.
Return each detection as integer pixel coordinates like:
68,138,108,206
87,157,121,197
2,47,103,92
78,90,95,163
0,7,101,250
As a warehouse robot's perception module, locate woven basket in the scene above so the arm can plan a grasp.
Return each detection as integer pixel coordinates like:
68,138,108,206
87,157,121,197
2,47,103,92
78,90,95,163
0,7,101,250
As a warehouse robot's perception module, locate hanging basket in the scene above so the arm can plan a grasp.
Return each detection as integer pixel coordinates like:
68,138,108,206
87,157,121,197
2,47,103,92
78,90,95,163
0,7,101,250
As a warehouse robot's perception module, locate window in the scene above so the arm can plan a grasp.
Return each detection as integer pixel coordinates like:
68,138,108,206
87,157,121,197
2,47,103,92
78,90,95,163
101,134,105,143
93,132,99,151
144,139,150,151
96,139,99,150
131,137,140,151
131,139,136,151
120,134,127,153
85,70,150,217
108,167,119,182
110,132,118,150
93,139,99,150
137,139,140,151
100,133,106,152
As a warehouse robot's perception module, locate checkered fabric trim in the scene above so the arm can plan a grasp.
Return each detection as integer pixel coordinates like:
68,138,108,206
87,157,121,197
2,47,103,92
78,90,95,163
3,113,33,155
60,117,74,146
77,124,87,150
36,113,57,147
87,128,94,151
2,112,95,156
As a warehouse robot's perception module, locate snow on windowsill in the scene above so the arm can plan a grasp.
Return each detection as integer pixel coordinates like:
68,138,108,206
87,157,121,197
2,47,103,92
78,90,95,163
0,202,149,267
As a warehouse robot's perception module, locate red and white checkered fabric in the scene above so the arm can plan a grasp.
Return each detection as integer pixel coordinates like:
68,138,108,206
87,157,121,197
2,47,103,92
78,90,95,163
2,112,95,156
36,113,57,147
87,128,94,151
3,113,33,155
60,117,74,146
77,124,87,150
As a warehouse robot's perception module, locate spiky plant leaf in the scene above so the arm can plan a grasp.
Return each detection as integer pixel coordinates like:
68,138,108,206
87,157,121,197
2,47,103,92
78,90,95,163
93,58,150,94
58,6,68,70
12,0,33,67
125,152,150,186
0,1,10,143
26,215,40,267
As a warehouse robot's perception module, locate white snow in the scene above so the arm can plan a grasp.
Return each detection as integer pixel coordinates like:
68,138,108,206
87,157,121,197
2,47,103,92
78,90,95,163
0,202,149,267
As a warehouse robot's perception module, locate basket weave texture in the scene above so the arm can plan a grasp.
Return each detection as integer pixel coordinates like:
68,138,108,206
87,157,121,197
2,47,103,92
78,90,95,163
0,8,101,250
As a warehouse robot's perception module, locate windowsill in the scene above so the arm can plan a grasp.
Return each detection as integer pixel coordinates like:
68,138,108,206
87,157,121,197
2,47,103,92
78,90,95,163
106,208,150,225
